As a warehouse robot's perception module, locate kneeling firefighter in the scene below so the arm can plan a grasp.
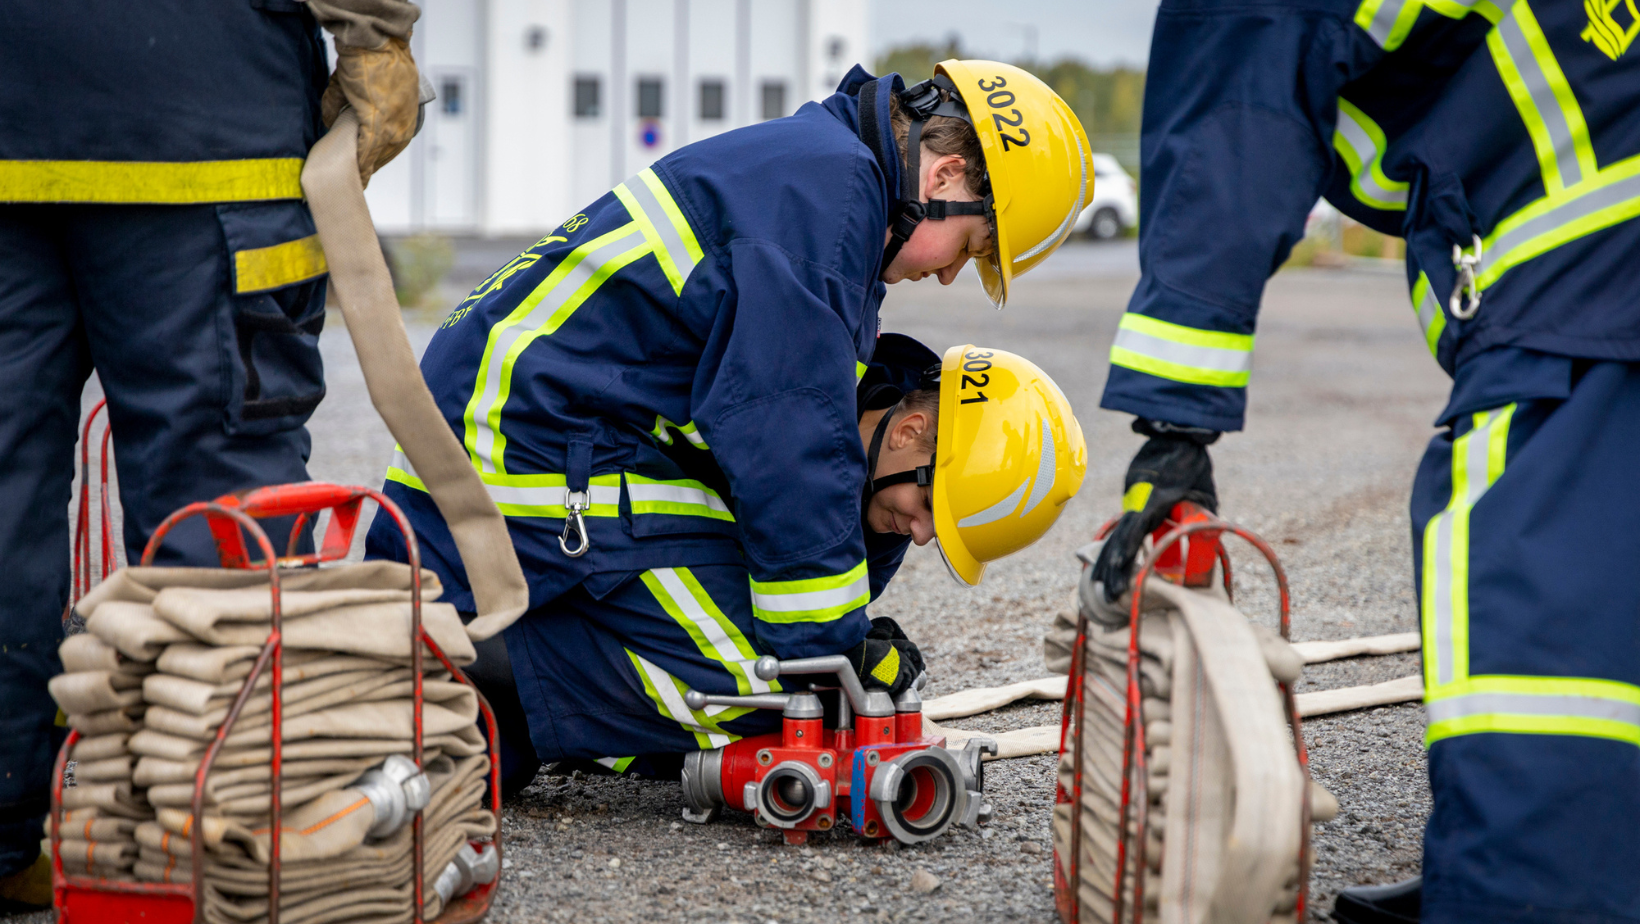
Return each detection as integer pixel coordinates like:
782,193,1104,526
364,62,1092,793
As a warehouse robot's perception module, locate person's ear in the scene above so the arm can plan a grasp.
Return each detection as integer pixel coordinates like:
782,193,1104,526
924,154,968,198
891,410,930,451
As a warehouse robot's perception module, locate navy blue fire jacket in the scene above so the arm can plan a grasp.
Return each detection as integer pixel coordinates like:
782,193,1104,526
1100,0,1640,431
367,67,914,660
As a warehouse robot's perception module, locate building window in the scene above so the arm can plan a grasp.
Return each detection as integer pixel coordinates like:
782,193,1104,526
574,76,601,118
637,78,664,119
698,79,725,120
760,81,787,121
440,78,463,116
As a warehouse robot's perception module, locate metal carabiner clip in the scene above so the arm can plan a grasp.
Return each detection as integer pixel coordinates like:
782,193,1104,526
1449,233,1484,320
559,490,591,558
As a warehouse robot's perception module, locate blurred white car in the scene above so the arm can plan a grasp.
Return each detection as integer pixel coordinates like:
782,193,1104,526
1072,153,1138,240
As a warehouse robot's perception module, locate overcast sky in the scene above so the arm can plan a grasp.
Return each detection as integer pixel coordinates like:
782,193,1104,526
871,0,1159,69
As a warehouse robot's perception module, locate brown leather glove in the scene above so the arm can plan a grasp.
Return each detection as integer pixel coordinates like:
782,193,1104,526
320,36,421,188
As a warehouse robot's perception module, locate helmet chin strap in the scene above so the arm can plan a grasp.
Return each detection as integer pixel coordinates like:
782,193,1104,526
862,410,935,511
881,75,993,272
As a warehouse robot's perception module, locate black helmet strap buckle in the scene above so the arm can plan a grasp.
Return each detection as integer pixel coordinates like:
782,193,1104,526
882,75,993,270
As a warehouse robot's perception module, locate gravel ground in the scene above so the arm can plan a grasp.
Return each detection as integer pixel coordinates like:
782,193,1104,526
26,241,1450,923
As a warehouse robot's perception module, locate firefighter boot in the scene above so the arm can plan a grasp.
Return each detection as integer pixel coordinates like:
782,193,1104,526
1332,876,1421,924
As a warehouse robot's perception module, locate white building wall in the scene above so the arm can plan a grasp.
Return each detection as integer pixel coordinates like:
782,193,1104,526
366,0,866,237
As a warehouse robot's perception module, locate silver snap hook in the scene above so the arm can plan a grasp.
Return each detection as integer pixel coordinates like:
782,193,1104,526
559,490,591,557
1449,233,1484,321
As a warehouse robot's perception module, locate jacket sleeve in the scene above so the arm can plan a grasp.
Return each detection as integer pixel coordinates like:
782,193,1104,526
693,239,874,660
302,0,419,48
1099,0,1357,432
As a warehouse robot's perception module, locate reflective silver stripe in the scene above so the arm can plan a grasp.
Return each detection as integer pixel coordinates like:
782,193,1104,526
649,568,773,694
1334,105,1409,207
1016,128,1090,262
1483,170,1640,279
1111,327,1254,374
1497,10,1583,188
626,480,731,514
1427,693,1640,727
624,172,699,290
470,224,648,471
749,575,870,614
1019,417,1056,517
1427,410,1507,687
1366,0,1413,45
1416,276,1443,335
632,653,733,747
390,449,621,511
959,477,1029,528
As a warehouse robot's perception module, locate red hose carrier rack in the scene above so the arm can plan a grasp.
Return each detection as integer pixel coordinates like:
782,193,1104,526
50,481,504,924
1052,502,1312,924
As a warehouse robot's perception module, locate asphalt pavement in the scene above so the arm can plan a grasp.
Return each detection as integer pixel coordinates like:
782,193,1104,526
39,238,1448,922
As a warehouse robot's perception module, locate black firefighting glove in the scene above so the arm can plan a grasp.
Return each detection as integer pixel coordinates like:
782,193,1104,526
865,616,927,677
1090,419,1220,604
847,630,924,697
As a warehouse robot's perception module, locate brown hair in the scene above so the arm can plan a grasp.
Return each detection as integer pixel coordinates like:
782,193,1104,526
892,388,940,453
889,91,987,199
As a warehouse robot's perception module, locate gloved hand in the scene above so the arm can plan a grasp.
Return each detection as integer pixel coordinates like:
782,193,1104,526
847,629,924,697
865,616,926,677
1090,419,1219,603
320,36,422,188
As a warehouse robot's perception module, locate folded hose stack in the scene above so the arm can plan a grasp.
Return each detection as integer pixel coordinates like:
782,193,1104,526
48,561,499,923
1051,544,1336,924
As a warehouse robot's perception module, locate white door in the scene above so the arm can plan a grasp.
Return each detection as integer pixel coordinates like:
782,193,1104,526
425,69,477,229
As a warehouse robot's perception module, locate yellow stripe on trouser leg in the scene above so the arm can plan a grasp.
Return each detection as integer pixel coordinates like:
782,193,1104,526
625,649,751,749
640,568,776,696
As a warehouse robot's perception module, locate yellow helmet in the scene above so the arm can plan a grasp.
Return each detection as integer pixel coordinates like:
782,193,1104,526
931,345,1087,585
934,60,1093,308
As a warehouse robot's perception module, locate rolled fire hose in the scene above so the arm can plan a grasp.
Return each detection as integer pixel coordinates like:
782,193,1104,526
300,108,528,642
1052,542,1333,924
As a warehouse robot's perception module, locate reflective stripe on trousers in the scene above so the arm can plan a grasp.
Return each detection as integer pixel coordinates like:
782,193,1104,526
1421,404,1640,747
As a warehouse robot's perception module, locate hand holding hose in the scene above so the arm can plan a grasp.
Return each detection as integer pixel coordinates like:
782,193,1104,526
1090,420,1219,603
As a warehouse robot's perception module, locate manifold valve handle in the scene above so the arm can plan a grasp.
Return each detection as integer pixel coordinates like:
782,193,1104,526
682,689,793,712
754,654,873,714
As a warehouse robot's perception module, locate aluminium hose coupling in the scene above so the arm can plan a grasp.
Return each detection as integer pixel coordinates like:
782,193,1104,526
355,754,433,839
434,842,500,905
680,747,725,824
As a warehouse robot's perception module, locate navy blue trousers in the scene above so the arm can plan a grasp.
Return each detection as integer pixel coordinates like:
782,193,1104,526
0,203,323,877
498,565,784,789
1412,361,1640,923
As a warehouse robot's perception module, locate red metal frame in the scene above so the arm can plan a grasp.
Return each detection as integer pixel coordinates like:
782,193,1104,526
51,482,503,924
1054,503,1312,923
68,398,118,619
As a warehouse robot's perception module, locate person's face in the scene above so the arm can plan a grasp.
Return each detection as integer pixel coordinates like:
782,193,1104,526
880,153,994,287
862,409,937,545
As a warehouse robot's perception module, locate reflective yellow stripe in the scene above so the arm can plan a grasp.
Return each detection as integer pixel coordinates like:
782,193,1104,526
233,234,328,294
649,416,710,450
1427,676,1640,746
0,158,305,204
624,474,734,521
1422,406,1513,694
749,560,870,624
1478,153,1640,290
1333,99,1409,211
1489,0,1597,195
613,168,703,296
641,568,777,696
1353,0,1504,50
625,650,749,749
1410,272,1446,357
1122,482,1153,513
463,222,652,474
386,447,621,518
1109,313,1254,388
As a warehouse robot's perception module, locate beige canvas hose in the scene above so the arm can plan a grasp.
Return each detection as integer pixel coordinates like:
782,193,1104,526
301,108,528,642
